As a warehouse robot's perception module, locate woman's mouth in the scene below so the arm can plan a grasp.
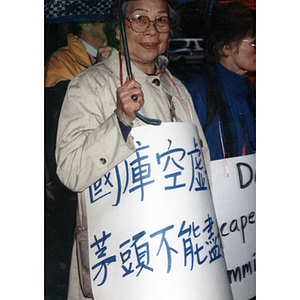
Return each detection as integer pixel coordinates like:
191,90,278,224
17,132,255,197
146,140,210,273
140,43,159,50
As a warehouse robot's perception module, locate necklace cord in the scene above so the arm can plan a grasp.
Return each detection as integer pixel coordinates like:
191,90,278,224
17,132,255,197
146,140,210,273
218,111,229,176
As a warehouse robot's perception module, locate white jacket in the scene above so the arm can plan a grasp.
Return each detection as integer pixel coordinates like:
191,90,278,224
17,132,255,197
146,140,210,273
56,48,211,192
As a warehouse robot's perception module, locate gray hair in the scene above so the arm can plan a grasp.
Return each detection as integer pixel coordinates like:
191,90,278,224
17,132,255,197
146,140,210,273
105,0,180,48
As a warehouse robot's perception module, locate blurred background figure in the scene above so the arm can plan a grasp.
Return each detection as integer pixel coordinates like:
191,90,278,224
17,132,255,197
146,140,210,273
45,0,113,201
45,13,111,201
45,0,112,88
185,2,256,161
44,18,110,88
44,1,112,299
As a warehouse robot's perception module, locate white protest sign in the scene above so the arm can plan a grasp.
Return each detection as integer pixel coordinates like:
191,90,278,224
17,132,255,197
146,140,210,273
84,123,233,300
210,154,256,300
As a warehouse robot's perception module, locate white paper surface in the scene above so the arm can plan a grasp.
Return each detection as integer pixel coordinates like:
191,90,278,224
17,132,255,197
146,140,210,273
211,154,256,300
85,123,233,300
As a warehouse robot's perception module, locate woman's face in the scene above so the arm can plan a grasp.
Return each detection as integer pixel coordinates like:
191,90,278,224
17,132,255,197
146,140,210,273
221,36,256,75
124,0,170,73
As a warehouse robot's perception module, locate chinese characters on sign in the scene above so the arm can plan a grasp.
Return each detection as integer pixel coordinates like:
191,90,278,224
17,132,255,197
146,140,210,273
88,137,207,207
90,216,222,287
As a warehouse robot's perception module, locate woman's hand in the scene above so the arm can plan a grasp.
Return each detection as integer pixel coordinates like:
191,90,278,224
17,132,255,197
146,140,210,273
97,41,112,62
116,76,144,125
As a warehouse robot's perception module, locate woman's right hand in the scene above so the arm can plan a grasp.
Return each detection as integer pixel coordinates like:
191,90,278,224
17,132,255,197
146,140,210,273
116,76,144,125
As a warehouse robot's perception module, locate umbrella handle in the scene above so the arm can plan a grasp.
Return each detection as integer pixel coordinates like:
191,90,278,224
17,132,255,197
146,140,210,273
117,0,161,126
135,111,162,125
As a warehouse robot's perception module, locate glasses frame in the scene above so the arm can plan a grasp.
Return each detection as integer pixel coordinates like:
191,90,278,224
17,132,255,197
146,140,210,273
242,39,256,47
125,15,171,34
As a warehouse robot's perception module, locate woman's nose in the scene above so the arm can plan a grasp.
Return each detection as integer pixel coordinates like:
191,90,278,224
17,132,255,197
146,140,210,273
145,21,159,35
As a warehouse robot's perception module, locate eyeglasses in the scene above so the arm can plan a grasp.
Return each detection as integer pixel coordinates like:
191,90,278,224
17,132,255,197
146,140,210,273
125,15,171,33
242,40,256,47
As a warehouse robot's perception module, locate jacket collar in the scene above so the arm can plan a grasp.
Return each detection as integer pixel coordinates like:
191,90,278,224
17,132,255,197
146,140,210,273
102,48,171,88
67,33,93,68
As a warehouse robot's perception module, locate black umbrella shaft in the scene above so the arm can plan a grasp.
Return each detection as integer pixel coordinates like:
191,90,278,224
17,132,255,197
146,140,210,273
117,0,133,80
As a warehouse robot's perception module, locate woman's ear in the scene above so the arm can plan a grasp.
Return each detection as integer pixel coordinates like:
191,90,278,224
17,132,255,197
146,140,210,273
223,43,239,57
80,23,92,33
115,28,121,40
222,44,233,56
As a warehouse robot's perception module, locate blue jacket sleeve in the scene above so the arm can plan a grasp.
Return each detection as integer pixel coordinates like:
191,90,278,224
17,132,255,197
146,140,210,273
184,73,208,128
117,117,132,142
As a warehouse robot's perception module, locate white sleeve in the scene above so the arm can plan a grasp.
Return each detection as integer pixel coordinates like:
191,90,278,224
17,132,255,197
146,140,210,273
55,72,135,192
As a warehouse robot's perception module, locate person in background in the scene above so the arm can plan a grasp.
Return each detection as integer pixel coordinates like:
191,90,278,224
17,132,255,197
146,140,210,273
44,2,112,299
45,18,111,88
55,1,210,299
45,14,112,200
185,2,256,161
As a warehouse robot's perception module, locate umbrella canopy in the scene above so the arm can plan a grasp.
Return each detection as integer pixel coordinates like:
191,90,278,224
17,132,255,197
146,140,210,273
44,0,112,24
174,0,196,4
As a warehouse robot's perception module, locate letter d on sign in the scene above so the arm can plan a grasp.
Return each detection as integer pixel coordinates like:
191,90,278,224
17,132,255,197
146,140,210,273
237,162,253,189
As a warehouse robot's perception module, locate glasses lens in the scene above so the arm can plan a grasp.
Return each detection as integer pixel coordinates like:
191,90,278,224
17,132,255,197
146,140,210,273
131,15,170,33
155,16,170,32
130,15,148,32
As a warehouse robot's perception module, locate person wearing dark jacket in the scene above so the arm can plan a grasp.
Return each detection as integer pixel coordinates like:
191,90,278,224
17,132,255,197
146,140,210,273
185,2,256,161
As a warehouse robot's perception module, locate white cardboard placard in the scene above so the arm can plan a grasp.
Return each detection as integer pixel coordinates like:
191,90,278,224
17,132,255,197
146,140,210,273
211,154,256,300
85,123,233,300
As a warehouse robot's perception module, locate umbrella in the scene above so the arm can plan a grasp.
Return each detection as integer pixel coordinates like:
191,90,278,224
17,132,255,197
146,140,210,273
44,0,113,24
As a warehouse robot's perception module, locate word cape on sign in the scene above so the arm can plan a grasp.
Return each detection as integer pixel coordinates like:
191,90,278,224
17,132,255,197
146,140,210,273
85,123,233,300
211,154,256,300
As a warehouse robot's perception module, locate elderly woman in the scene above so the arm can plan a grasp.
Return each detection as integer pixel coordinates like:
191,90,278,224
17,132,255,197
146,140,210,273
185,2,256,161
56,1,211,299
